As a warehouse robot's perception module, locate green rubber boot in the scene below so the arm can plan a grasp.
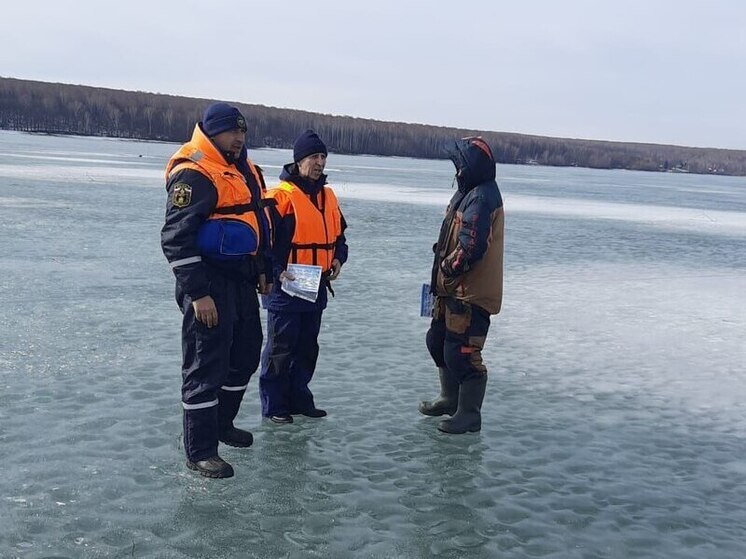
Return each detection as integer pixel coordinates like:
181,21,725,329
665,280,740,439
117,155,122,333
419,367,459,416
438,375,487,434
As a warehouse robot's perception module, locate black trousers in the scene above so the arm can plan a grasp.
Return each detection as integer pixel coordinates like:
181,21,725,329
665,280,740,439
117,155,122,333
177,272,262,461
426,296,491,383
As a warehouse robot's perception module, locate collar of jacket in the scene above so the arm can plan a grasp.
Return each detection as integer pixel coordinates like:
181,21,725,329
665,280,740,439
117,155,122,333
187,123,235,168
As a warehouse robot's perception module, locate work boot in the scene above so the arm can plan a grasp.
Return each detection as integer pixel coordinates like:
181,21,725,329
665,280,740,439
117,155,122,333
299,408,327,418
186,455,235,478
419,367,459,416
219,426,254,448
438,375,487,434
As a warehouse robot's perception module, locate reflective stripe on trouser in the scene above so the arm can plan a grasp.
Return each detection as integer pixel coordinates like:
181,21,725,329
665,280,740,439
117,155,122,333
259,309,323,417
177,271,262,461
426,296,491,383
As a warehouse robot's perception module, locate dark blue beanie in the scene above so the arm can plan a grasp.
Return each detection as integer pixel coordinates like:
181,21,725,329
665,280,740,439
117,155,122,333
293,129,327,162
202,103,247,137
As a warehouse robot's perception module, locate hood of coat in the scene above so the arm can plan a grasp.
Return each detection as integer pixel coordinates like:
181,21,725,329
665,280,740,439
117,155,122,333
447,137,496,192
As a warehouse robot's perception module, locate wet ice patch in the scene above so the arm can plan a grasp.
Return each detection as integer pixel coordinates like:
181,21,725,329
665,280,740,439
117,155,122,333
0,163,163,185
508,194,746,235
335,183,746,236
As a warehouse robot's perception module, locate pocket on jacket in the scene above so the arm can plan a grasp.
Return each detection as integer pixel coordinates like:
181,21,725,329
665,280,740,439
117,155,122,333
438,272,461,297
444,298,471,334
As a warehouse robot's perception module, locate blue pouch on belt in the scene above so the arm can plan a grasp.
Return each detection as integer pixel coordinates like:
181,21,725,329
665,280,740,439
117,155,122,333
197,220,258,260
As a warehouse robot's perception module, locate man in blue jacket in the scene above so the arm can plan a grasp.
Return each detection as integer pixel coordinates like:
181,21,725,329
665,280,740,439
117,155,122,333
260,130,348,424
161,103,271,478
419,137,505,434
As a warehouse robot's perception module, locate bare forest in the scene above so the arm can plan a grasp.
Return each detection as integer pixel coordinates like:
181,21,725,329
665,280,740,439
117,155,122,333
1,77,744,176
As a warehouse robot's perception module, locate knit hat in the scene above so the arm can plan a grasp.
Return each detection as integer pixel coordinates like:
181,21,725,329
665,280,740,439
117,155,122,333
202,103,247,137
293,129,327,162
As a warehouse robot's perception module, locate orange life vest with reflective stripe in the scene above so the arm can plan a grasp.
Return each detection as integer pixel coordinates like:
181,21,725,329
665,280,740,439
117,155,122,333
165,124,271,257
267,181,342,272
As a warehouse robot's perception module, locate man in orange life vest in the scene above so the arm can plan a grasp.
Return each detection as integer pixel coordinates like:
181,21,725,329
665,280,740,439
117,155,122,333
161,103,272,478
260,130,348,424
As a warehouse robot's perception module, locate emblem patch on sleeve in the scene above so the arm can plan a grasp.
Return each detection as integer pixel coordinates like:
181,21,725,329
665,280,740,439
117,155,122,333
172,183,192,208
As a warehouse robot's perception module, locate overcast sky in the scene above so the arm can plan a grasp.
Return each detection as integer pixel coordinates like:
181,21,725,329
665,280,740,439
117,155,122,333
2,0,744,149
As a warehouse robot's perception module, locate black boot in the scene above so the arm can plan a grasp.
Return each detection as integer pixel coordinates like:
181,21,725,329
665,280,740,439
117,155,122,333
438,375,487,434
219,426,254,448
300,408,327,418
218,389,253,448
183,408,233,477
419,367,459,416
186,456,235,478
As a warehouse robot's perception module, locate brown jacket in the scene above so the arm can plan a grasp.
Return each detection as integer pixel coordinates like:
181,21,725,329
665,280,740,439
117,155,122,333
436,203,504,314
432,137,504,315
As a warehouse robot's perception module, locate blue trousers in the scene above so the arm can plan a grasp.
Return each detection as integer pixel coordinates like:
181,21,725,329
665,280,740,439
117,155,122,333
177,273,262,462
259,309,323,417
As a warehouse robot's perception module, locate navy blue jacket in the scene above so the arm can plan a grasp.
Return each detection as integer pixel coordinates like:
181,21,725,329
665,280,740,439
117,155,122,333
265,163,348,313
161,143,270,300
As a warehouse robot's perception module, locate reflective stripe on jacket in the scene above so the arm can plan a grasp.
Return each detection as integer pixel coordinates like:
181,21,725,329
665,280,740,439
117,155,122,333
267,181,342,272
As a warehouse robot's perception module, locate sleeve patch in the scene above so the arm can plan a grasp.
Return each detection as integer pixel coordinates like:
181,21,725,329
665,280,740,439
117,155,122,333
172,183,193,208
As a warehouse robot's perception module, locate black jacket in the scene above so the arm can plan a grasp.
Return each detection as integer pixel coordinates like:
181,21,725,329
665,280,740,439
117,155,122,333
161,144,268,300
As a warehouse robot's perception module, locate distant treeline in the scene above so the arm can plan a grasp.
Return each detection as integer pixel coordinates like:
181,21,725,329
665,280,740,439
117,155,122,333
1,76,745,176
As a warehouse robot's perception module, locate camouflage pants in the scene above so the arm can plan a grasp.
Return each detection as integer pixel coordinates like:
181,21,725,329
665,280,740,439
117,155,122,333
426,297,491,383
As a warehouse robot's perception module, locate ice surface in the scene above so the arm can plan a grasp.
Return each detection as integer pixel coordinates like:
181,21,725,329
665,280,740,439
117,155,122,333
0,131,744,558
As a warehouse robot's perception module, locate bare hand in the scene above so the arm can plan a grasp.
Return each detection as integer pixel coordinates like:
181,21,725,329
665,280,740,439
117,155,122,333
328,259,342,281
257,273,272,295
279,270,295,282
193,295,218,328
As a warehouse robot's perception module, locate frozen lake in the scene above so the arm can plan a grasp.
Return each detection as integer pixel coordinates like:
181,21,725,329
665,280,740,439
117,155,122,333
0,130,744,558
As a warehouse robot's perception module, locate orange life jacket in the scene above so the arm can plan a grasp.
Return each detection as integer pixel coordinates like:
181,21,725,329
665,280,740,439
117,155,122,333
267,181,342,272
165,124,271,257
